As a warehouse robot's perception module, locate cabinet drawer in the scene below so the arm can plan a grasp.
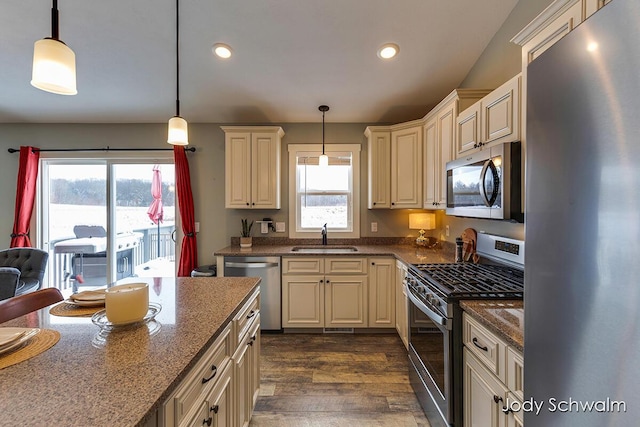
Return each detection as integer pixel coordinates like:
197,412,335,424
325,257,367,274
172,323,232,426
463,313,506,381
234,289,260,345
506,347,524,401
282,257,323,274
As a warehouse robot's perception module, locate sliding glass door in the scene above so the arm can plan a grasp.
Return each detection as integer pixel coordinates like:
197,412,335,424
39,158,176,292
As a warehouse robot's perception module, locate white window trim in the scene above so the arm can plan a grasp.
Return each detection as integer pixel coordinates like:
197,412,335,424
288,143,361,239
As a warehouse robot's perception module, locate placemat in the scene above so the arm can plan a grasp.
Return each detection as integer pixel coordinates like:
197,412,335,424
49,301,104,317
0,329,60,370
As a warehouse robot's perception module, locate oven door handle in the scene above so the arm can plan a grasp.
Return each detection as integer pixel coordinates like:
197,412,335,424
407,291,451,330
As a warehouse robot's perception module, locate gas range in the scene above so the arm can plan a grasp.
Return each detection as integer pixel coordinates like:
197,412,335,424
406,233,525,427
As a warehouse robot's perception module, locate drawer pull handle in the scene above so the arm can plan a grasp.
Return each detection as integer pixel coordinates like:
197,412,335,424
248,335,257,346
472,337,488,352
203,417,212,426
246,310,256,319
210,405,219,414
201,365,218,384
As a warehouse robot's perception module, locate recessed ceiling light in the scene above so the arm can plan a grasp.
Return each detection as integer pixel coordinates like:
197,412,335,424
212,43,232,59
377,43,399,59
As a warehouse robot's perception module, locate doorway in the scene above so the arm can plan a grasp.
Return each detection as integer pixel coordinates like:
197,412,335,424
39,159,176,292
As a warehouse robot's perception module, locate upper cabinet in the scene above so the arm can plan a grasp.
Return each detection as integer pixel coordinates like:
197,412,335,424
424,90,489,209
365,120,423,209
365,129,391,208
391,124,423,209
456,74,521,158
222,126,284,209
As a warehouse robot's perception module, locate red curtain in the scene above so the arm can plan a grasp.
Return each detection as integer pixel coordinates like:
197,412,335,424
174,146,198,276
10,146,40,248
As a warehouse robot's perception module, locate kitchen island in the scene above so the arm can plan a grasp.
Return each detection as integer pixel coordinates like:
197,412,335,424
0,276,260,427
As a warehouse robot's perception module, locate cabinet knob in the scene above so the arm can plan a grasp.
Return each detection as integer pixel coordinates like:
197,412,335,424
319,279,324,283
391,202,395,206
473,143,478,148
326,279,330,283
252,202,255,205
203,417,212,426
373,202,376,206
210,405,219,414
371,262,375,266
246,202,250,206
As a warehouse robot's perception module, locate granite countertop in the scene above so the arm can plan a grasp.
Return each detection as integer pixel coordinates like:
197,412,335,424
214,243,456,265
0,276,260,427
460,299,524,352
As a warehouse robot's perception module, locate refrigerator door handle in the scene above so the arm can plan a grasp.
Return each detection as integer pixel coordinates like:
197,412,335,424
479,159,500,207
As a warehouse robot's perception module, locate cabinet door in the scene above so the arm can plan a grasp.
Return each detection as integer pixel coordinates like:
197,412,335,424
457,102,481,156
423,118,438,209
391,126,423,208
282,275,324,327
225,132,252,208
367,130,391,208
395,261,408,350
464,349,508,427
325,275,367,328
368,258,395,328
234,318,260,427
437,102,456,206
251,132,280,209
481,75,520,147
206,363,234,427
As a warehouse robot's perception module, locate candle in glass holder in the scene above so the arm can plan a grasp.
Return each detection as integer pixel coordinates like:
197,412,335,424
105,283,149,324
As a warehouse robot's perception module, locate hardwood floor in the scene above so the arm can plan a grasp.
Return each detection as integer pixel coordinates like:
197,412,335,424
250,333,432,426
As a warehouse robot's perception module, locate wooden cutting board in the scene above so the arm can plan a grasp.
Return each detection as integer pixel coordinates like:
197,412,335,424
461,228,479,263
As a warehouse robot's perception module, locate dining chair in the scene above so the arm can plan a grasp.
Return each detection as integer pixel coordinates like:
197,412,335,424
0,287,63,324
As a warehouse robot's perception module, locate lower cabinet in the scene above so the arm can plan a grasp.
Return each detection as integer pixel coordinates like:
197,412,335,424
463,312,523,427
161,289,260,427
282,256,395,329
395,260,409,349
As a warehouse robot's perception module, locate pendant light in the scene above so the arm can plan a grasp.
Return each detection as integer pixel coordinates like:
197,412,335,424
167,0,189,145
31,0,77,95
318,105,329,167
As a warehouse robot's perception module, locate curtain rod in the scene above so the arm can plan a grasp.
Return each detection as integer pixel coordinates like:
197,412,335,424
7,146,196,154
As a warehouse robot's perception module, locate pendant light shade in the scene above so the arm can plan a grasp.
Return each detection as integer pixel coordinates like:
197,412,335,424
168,116,189,145
319,105,329,167
31,1,77,95
167,0,189,145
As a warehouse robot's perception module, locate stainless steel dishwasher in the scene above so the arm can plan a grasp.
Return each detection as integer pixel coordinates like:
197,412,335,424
224,256,281,331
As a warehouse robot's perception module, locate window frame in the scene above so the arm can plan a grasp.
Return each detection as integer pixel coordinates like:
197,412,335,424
288,143,361,239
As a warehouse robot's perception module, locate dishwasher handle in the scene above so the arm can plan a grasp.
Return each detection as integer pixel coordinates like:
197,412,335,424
225,261,280,269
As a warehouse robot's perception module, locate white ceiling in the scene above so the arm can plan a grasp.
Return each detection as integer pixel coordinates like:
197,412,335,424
0,0,519,124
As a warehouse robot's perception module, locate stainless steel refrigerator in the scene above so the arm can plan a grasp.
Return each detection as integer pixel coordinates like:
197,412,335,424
526,0,640,425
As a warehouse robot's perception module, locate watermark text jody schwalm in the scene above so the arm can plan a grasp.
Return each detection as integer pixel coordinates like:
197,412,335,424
506,397,627,415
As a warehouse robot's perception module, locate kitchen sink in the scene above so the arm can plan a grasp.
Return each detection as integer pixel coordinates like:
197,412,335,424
290,245,358,254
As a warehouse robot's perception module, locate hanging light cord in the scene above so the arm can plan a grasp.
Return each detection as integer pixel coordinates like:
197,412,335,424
175,0,180,117
51,0,59,40
322,109,325,155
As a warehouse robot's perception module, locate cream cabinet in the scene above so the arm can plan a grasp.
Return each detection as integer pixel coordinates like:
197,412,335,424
223,126,284,209
391,124,423,208
368,257,395,328
282,257,368,328
365,121,422,209
463,312,524,427
423,89,489,208
365,129,391,208
395,260,409,350
161,289,261,427
457,74,521,157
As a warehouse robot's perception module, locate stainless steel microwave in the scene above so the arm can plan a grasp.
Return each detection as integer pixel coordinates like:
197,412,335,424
445,141,523,222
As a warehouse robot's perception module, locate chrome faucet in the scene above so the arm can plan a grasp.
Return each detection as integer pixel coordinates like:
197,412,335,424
321,223,327,245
